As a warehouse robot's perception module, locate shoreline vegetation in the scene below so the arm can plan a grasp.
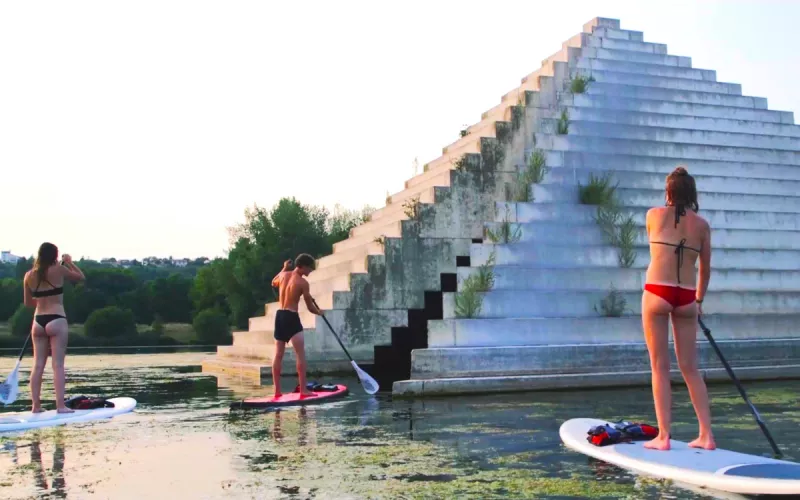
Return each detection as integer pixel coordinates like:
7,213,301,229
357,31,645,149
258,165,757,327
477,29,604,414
2,198,373,349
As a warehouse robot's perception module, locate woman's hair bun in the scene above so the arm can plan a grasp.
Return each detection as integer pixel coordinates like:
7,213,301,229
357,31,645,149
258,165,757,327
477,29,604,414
673,166,689,176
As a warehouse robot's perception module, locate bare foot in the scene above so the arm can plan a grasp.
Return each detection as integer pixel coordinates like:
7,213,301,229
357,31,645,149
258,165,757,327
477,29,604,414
299,390,314,397
56,408,75,414
31,407,45,414
688,434,716,450
273,392,283,399
643,434,671,451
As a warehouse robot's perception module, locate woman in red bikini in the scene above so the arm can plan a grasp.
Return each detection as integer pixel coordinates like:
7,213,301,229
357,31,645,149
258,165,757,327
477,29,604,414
642,166,715,451
22,242,85,413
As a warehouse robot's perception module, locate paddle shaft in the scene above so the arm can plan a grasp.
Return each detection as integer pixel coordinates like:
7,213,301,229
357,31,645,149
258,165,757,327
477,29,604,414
17,334,31,362
312,298,355,363
698,317,782,458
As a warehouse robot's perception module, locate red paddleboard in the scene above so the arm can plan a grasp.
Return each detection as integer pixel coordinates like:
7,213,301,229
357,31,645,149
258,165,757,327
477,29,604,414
230,384,349,409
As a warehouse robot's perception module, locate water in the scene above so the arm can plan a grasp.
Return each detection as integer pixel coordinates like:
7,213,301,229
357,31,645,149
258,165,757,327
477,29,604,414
0,352,798,499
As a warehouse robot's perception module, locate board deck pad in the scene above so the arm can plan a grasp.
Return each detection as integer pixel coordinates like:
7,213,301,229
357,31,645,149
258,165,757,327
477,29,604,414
560,418,800,496
232,384,349,409
0,397,137,433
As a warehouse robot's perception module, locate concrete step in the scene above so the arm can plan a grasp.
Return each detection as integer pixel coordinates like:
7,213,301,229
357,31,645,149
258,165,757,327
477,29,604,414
573,81,766,109
540,167,800,196
573,57,716,81
442,289,800,319
232,330,275,346
316,239,385,270
535,134,800,166
584,69,740,95
500,202,800,232
533,183,800,213
557,106,800,137
580,33,667,54
428,314,800,348
548,151,800,181
563,93,794,124
590,27,644,42
540,119,800,151
366,186,436,224
408,335,800,380
307,257,368,284
459,265,800,293
577,46,690,67
483,220,800,251
470,242,800,271
389,171,450,206
335,219,402,253
217,344,274,362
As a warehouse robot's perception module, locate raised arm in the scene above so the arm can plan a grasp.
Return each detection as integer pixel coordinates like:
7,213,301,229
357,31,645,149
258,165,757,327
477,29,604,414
696,221,712,312
61,254,85,282
302,281,322,315
23,271,35,307
272,260,293,288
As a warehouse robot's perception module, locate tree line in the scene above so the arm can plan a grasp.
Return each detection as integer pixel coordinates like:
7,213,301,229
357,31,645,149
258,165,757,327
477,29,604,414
1,198,373,347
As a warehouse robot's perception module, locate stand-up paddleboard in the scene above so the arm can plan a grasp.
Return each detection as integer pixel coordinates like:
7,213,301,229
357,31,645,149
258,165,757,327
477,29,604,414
0,397,137,433
560,418,800,496
231,384,348,409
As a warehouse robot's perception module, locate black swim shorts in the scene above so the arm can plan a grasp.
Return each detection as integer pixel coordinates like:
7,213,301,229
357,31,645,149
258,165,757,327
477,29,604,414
274,309,303,342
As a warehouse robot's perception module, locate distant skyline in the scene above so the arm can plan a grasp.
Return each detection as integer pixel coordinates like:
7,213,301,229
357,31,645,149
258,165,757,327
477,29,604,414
2,1,798,260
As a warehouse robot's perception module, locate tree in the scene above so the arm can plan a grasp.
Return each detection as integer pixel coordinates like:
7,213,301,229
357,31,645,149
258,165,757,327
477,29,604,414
9,304,34,337
0,278,22,321
84,306,137,338
193,309,231,344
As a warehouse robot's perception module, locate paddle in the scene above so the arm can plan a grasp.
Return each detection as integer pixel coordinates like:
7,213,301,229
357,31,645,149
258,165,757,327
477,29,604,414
698,317,782,458
312,298,379,395
0,333,32,406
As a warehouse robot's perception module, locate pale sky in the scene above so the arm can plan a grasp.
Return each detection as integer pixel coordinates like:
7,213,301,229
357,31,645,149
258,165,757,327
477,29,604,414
1,1,797,260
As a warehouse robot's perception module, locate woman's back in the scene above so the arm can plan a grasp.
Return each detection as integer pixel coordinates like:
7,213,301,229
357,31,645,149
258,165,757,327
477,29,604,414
25,265,66,314
646,206,708,287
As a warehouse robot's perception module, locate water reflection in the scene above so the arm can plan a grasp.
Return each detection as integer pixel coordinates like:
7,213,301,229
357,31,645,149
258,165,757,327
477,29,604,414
0,352,797,499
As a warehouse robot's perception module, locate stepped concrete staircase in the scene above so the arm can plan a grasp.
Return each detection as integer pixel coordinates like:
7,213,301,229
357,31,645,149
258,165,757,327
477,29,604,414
203,17,800,396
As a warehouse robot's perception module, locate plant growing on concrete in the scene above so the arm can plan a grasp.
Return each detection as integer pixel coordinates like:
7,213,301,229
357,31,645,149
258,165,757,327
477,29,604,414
579,172,617,205
594,283,627,317
504,148,548,202
511,105,525,132
591,177,638,268
616,215,638,268
485,206,522,244
455,251,496,318
556,108,569,135
454,154,469,171
403,196,421,221
569,74,595,94
373,236,386,247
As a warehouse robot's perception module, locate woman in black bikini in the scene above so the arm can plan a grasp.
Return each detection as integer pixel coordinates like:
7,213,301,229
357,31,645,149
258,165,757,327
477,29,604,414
22,242,85,413
642,166,715,451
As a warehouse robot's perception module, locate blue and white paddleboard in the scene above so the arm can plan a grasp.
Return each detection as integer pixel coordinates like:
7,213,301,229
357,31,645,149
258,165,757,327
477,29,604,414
0,397,137,432
560,418,800,496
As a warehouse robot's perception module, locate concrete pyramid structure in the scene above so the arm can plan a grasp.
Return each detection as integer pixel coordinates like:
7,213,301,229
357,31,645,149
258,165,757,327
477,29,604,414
203,17,800,395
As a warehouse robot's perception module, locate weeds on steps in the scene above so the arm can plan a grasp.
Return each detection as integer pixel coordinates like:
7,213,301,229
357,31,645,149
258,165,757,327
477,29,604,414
556,109,569,135
455,250,496,318
569,74,595,94
505,148,548,203
584,173,638,268
403,196,421,221
485,205,522,244
594,284,627,317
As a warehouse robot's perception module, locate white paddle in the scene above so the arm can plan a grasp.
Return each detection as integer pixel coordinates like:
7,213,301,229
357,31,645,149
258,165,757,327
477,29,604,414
312,298,379,395
0,334,31,406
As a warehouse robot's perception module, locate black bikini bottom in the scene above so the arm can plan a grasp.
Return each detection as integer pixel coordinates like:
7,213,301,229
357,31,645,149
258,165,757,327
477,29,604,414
34,314,66,328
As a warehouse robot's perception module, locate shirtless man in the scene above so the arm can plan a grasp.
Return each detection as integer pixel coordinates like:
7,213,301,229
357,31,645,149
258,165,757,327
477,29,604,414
270,253,323,398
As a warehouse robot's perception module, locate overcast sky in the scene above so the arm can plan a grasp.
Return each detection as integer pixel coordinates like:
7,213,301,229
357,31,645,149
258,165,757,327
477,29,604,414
1,0,797,260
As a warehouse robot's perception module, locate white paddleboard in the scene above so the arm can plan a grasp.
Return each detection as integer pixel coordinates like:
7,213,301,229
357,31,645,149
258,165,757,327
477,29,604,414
560,418,800,496
0,397,137,432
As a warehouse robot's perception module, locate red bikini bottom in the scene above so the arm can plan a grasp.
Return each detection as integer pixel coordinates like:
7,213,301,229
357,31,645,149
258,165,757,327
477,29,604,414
644,284,697,308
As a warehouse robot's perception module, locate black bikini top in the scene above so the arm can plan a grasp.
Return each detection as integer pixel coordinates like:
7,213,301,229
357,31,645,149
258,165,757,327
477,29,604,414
31,278,63,298
651,204,701,284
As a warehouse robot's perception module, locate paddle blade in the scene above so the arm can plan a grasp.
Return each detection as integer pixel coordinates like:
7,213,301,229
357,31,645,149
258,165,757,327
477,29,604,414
351,361,379,395
0,363,21,406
